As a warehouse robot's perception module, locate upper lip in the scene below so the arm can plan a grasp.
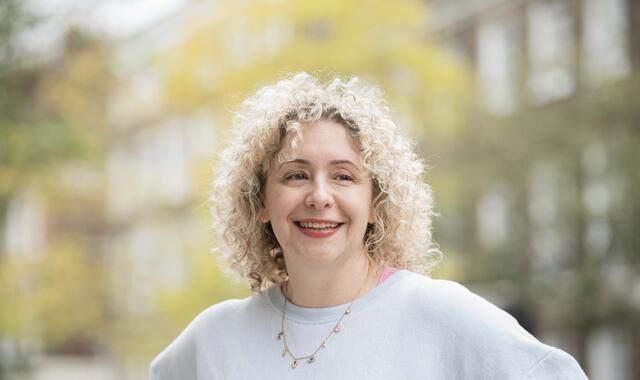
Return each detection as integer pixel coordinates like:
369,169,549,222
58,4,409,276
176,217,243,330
295,218,344,224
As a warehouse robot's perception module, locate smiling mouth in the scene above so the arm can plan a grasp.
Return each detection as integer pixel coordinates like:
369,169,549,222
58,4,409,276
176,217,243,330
294,221,344,230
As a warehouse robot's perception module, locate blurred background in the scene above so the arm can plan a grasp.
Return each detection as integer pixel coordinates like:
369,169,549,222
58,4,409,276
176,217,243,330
1,0,638,378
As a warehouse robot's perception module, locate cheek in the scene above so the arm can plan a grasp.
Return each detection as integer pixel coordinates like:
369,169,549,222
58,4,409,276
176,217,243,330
354,191,374,218
266,193,294,225
344,201,373,225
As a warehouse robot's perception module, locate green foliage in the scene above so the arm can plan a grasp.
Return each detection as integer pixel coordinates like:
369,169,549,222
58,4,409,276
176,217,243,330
0,239,107,354
0,0,38,72
33,240,108,353
0,0,112,361
0,28,110,199
0,255,37,340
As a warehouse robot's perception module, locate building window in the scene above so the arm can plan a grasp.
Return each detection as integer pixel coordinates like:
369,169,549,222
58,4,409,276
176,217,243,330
582,0,630,84
529,161,564,270
527,0,575,105
477,17,518,115
581,143,612,257
587,326,634,380
4,190,46,258
477,188,509,248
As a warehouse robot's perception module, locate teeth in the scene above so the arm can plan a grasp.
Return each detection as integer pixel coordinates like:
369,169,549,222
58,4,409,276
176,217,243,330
299,222,339,229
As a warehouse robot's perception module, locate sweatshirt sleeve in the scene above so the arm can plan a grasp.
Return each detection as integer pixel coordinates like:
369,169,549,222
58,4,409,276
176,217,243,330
149,321,198,380
521,348,588,380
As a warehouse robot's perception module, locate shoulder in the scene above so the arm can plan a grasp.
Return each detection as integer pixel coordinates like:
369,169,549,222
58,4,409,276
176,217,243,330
149,294,265,379
395,273,538,356
521,348,588,380
389,271,587,379
393,271,509,318
394,271,525,330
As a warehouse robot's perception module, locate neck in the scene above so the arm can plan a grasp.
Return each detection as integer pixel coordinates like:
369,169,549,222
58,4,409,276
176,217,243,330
283,253,380,308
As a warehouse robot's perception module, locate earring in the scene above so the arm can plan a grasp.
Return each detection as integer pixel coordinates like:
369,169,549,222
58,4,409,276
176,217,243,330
269,247,282,257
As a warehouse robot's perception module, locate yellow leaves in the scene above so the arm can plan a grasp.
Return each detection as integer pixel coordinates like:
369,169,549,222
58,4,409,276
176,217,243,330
0,240,107,351
0,255,37,339
158,0,473,135
38,43,110,128
33,241,106,350
153,249,248,328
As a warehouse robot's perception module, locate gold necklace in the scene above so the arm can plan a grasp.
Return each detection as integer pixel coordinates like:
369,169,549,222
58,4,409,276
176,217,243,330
277,264,370,369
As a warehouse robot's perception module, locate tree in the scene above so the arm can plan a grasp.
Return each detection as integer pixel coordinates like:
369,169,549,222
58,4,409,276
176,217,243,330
1,2,113,373
158,0,472,141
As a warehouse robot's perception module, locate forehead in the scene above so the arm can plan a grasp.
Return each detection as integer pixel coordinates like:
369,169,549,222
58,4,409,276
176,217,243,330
277,120,361,159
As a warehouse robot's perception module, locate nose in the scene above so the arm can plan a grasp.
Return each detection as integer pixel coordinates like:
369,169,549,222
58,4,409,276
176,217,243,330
305,179,334,209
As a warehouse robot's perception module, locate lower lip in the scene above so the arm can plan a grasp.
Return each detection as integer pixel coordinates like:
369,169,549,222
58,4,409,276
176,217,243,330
295,223,342,238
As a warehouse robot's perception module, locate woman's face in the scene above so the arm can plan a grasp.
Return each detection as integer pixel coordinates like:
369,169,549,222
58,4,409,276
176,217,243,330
259,120,374,270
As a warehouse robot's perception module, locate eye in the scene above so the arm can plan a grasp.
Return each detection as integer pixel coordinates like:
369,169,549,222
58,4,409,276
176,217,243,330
285,172,307,181
335,174,354,181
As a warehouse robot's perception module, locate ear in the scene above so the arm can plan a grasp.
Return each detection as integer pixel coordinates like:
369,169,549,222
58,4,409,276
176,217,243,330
368,203,376,224
368,186,378,224
258,194,270,223
259,207,270,223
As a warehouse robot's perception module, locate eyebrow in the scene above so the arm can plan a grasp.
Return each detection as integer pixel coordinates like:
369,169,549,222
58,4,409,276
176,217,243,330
278,158,362,172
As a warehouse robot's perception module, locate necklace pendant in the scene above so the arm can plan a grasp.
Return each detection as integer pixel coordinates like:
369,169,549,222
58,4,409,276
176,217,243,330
291,360,298,369
307,356,316,364
281,347,288,357
277,331,283,340
333,325,341,333
345,308,352,315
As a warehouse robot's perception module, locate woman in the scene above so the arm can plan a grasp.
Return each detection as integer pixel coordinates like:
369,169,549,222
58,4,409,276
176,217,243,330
150,73,587,379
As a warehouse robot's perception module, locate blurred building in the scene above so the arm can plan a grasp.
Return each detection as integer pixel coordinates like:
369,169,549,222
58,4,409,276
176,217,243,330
105,0,295,323
3,190,47,259
105,1,219,318
426,0,639,379
86,0,640,379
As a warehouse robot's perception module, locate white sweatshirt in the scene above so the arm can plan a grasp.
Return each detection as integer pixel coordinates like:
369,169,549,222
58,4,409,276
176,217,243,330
150,270,587,379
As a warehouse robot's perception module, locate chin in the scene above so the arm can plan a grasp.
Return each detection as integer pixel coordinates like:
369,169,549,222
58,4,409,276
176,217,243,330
292,248,344,267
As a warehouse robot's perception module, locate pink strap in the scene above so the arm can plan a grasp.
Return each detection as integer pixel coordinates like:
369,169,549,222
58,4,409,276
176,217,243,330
377,266,398,285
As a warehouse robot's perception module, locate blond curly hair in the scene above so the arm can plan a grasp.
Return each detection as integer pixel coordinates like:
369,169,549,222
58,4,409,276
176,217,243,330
211,72,441,292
